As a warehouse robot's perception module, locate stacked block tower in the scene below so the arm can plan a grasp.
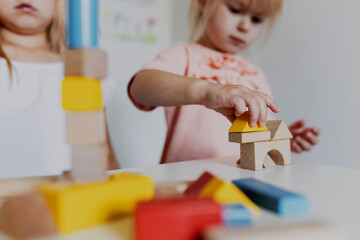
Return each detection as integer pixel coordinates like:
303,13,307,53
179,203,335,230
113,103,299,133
62,0,109,181
229,112,293,170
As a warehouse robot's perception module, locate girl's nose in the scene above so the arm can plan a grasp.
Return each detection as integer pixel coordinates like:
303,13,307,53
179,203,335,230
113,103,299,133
237,15,251,33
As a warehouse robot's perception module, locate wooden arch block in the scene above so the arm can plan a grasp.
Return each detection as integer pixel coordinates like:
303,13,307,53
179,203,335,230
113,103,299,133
238,139,291,171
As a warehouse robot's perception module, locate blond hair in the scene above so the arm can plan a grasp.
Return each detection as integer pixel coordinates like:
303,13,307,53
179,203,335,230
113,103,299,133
188,0,283,41
0,0,65,81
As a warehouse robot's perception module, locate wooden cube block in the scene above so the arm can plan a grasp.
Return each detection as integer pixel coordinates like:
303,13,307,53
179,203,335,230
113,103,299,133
70,145,109,182
0,192,57,239
65,49,107,79
66,111,106,146
37,172,154,233
62,76,103,111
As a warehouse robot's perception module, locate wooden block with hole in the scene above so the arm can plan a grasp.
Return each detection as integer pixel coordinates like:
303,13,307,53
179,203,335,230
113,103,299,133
37,172,154,233
65,49,107,79
70,145,109,182
62,76,103,111
239,139,291,171
0,192,57,239
66,111,106,146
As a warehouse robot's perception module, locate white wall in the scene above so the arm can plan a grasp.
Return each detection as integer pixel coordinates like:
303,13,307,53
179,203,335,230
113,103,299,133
173,0,360,169
100,0,172,168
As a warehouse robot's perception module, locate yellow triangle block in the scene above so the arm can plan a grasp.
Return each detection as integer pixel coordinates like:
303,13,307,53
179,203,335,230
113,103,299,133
199,177,260,217
229,112,268,133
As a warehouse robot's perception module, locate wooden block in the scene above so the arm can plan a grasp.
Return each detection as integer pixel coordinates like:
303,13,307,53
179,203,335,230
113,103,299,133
266,120,293,140
204,221,349,240
66,111,106,146
184,172,260,217
263,155,276,168
0,176,60,198
239,139,291,171
62,76,103,111
232,178,308,217
229,112,268,133
135,198,222,240
0,192,57,239
65,49,107,79
37,172,154,233
229,131,271,143
70,145,109,182
184,171,215,198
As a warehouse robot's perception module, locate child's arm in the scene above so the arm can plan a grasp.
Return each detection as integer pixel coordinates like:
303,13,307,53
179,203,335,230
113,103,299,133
131,69,279,127
289,119,320,153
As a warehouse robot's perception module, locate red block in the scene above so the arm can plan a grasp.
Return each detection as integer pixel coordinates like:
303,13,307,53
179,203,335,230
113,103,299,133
135,198,222,240
184,171,215,198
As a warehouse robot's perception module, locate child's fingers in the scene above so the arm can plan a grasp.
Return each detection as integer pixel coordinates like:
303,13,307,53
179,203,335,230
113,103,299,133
291,140,302,153
233,98,247,117
257,92,280,113
295,136,312,151
289,119,305,129
302,130,319,145
245,97,260,127
310,127,320,136
255,95,267,127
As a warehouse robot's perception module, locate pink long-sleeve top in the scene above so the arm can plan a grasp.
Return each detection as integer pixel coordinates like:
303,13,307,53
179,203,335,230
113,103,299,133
128,42,274,164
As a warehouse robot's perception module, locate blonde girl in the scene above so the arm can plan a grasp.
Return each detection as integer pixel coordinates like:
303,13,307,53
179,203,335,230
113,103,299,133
128,0,319,164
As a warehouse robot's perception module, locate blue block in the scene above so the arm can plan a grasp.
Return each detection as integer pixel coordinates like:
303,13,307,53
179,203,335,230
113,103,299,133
232,178,309,217
67,0,98,48
222,204,252,227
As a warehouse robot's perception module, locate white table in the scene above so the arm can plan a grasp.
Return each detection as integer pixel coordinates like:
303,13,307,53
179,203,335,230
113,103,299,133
3,157,359,240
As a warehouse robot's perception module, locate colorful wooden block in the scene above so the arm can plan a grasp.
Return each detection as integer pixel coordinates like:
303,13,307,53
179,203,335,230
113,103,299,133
65,49,107,79
204,221,349,240
232,178,309,217
135,198,222,240
62,76,103,111
37,172,154,233
66,111,106,146
0,193,57,239
229,131,271,143
135,199,252,240
229,112,268,133
67,0,98,48
70,145,109,182
239,139,291,170
184,172,260,217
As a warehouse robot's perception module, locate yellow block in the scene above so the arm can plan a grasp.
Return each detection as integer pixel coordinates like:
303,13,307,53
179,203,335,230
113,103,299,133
229,112,268,133
37,172,154,233
199,177,260,217
62,76,103,111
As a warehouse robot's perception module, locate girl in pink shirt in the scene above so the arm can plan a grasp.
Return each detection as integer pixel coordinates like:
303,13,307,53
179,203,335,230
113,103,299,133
128,0,319,164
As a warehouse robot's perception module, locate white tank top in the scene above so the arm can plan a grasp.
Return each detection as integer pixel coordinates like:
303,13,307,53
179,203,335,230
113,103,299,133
0,59,114,179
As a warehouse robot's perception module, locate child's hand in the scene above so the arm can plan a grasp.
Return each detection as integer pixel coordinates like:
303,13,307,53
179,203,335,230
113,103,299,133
289,119,320,153
201,83,279,126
